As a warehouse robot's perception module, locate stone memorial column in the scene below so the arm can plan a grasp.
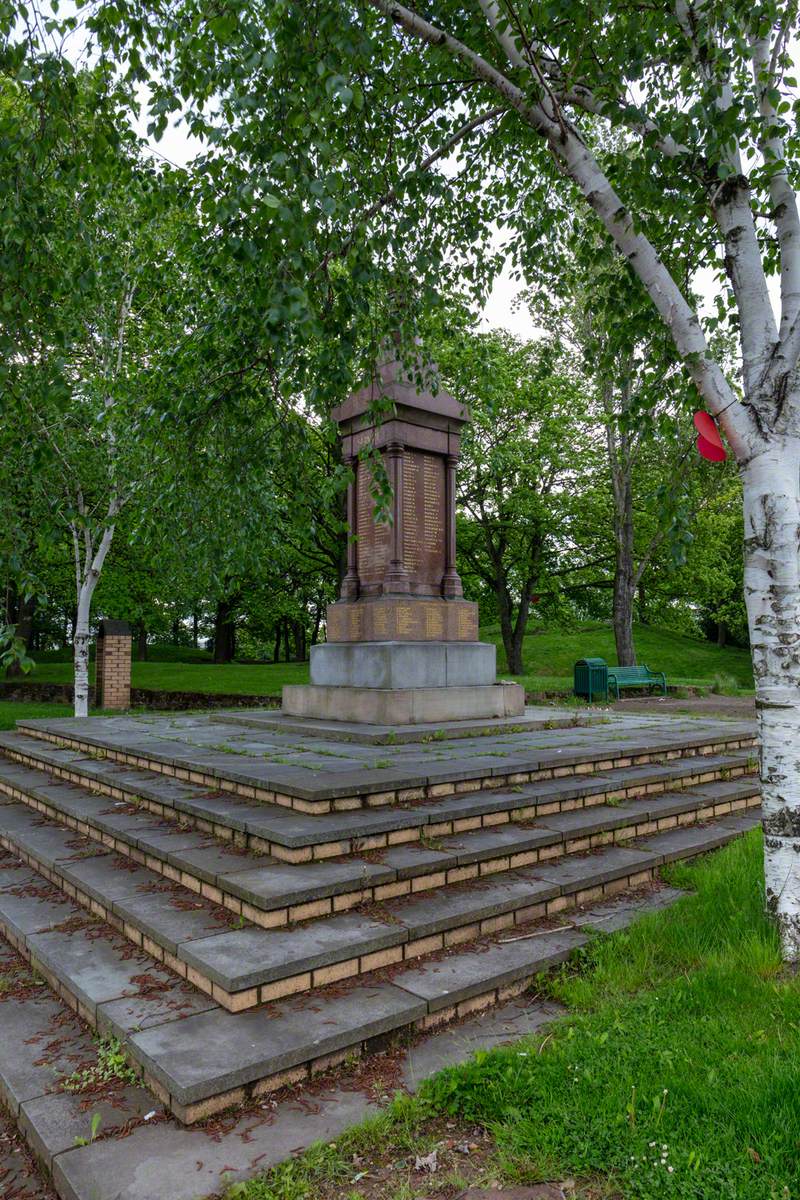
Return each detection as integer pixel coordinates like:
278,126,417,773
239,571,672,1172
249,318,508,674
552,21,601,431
340,454,359,601
442,453,463,599
282,348,524,724
383,441,410,594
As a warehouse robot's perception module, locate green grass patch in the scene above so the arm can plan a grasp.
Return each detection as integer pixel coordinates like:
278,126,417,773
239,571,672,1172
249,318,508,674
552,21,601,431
0,700,77,730
483,620,754,693
17,659,311,696
18,622,754,698
424,832,796,1200
229,833,800,1200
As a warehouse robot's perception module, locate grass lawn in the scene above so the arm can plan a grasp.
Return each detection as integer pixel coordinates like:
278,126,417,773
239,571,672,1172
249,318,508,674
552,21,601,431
18,659,310,695
17,622,754,697
0,700,77,730
483,620,754,692
229,831,799,1200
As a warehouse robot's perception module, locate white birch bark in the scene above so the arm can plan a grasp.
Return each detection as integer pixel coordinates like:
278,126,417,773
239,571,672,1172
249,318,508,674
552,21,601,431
71,514,118,718
742,436,800,957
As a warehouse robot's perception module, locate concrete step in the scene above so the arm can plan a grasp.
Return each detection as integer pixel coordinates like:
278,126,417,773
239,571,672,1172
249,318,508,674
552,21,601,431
0,884,688,1200
0,749,758,917
0,729,757,861
0,782,761,1011
10,716,756,815
0,812,756,1128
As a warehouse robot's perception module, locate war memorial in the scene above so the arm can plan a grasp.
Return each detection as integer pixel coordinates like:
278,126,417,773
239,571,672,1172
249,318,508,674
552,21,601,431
0,353,759,1198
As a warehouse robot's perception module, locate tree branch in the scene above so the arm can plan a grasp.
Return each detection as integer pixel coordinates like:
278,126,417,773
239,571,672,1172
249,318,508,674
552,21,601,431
750,28,800,352
367,0,753,456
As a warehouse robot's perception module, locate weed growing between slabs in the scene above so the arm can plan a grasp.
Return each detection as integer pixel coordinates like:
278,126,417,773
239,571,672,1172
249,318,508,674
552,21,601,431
227,832,800,1200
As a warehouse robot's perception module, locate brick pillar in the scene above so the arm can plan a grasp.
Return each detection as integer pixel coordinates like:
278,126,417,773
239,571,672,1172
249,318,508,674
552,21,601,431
95,620,131,710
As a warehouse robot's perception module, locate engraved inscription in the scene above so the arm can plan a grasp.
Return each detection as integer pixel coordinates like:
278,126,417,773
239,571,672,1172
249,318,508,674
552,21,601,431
424,603,445,639
349,605,363,640
327,607,345,642
373,605,389,639
423,454,444,559
402,454,420,573
356,464,390,585
457,606,473,639
401,450,446,588
396,604,415,637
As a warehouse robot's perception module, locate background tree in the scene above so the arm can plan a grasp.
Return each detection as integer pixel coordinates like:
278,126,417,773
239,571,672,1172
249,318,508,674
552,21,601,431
431,319,591,673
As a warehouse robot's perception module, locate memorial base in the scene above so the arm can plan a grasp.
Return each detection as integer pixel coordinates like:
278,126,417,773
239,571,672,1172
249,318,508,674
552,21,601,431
309,640,495,689
326,597,478,642
281,682,525,725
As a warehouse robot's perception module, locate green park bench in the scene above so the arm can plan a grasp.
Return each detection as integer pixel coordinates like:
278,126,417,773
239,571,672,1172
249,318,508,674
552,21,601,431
574,657,667,702
607,663,667,700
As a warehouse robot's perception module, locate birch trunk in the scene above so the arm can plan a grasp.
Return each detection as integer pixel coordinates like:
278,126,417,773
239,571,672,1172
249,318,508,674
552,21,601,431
71,520,118,719
741,436,800,959
72,582,96,720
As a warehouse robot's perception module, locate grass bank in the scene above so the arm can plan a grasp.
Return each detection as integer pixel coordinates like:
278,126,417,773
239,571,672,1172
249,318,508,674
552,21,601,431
0,700,79,730
16,622,753,697
228,832,798,1200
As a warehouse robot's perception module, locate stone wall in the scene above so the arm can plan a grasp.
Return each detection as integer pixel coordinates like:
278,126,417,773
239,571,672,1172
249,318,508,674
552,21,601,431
0,681,282,711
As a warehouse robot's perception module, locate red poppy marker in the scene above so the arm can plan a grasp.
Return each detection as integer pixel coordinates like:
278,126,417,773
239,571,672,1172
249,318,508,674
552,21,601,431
693,411,727,461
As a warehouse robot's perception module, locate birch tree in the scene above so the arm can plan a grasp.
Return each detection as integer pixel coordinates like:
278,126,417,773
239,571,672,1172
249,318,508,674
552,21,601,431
343,1,800,958
1,56,197,715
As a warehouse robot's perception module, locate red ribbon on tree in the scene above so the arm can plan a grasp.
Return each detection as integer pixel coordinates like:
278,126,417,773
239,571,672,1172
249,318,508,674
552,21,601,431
693,411,727,461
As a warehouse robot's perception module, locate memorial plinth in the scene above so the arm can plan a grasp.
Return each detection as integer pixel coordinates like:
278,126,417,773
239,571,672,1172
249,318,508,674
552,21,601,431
282,352,524,725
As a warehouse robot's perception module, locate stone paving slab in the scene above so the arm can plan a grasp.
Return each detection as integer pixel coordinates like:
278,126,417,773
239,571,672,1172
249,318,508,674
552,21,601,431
52,1086,377,1200
129,982,427,1103
386,872,561,937
58,854,163,906
692,777,761,801
27,926,176,1019
719,810,762,833
111,887,238,955
532,802,641,837
531,844,659,888
636,821,749,862
96,982,218,1041
437,824,563,864
216,706,600,743
0,884,79,939
0,809,82,870
391,929,588,1011
0,858,42,891
177,912,402,991
220,856,395,908
19,1087,163,1171
10,712,755,804
158,841,263,885
570,886,686,932
0,993,96,1115
377,843,455,878
0,1107,57,1200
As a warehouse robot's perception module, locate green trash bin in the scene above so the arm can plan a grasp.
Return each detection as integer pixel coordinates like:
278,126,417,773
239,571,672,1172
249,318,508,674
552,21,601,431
574,658,608,703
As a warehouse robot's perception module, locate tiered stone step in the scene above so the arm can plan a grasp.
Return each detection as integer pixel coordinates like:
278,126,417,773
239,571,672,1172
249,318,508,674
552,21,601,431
10,715,756,815
0,712,761,1127
0,745,759,1009
0,811,758,1125
0,728,755,864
